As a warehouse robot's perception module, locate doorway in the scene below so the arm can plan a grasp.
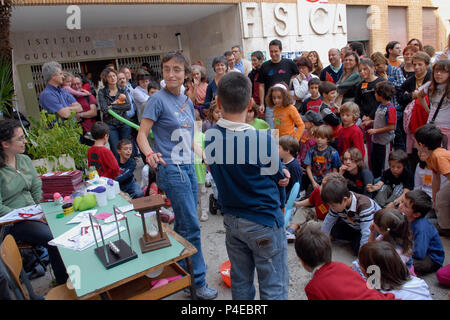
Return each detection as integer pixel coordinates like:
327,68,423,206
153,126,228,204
80,59,117,90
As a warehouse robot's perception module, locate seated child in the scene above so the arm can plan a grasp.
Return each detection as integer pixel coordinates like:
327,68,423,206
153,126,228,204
415,124,450,235
336,101,365,158
87,122,120,179
286,173,333,242
304,125,341,190
319,81,341,142
115,139,144,199
300,78,322,114
358,241,432,300
367,81,397,179
399,190,445,276
320,173,380,255
339,148,373,196
295,222,396,300
367,149,413,209
352,208,414,276
278,135,302,199
246,101,270,130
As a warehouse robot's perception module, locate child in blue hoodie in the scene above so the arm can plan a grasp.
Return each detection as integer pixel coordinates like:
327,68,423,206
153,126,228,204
116,139,144,199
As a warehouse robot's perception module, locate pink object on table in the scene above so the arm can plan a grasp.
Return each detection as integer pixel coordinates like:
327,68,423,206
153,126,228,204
94,212,112,220
436,264,450,286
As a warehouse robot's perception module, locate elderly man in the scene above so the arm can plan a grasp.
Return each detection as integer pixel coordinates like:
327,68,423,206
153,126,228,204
39,61,83,119
320,48,343,84
119,67,136,89
232,45,252,76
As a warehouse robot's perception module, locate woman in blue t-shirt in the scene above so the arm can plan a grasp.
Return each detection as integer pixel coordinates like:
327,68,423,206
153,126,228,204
136,52,217,300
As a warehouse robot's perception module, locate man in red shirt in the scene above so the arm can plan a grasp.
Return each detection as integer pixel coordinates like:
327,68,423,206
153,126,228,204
87,122,120,179
295,222,397,300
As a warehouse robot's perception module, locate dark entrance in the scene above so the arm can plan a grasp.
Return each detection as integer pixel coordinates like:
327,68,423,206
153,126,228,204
80,59,117,89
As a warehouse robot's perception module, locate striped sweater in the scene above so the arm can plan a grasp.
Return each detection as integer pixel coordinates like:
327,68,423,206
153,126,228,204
321,192,380,248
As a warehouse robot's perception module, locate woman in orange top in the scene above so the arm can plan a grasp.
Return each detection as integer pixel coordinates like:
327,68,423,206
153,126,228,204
265,83,305,140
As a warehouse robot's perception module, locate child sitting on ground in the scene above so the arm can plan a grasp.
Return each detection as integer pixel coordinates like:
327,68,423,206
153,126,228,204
300,78,322,114
295,222,396,300
304,125,341,191
339,148,373,197
115,139,144,199
320,173,380,255
266,83,305,140
358,241,432,300
415,123,450,236
352,208,414,276
336,101,365,158
367,81,397,179
367,149,414,209
399,190,445,276
87,122,120,179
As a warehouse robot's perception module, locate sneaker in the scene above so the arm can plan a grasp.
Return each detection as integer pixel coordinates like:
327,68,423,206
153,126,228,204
200,212,208,222
286,229,296,243
209,194,218,215
196,285,218,300
160,207,174,224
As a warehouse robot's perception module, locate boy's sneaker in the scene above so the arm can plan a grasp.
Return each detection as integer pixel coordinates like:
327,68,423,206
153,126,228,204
196,285,218,300
286,229,296,243
160,207,174,224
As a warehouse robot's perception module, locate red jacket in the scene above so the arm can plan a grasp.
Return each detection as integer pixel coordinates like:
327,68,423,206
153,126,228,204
305,262,397,300
87,146,120,179
336,124,365,158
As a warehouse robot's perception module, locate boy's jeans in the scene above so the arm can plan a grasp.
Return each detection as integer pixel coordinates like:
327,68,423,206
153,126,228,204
122,180,144,199
156,164,207,289
223,214,289,300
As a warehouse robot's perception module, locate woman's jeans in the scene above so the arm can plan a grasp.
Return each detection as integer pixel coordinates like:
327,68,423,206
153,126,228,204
4,220,68,285
108,123,131,158
223,214,289,300
156,164,207,289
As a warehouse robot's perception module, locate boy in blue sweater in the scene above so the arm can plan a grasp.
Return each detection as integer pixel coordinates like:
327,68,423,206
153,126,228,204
116,139,144,199
205,72,290,300
399,189,445,276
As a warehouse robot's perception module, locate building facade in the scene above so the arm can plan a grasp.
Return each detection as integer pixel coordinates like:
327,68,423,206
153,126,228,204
9,0,450,119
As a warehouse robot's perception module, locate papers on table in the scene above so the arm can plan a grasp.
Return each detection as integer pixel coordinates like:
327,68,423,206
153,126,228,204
66,210,97,225
49,220,125,251
0,205,44,223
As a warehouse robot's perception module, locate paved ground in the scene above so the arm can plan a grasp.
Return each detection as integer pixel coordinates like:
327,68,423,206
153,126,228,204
26,158,450,300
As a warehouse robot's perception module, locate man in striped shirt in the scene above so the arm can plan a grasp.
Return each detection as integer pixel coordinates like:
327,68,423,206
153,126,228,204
320,173,381,255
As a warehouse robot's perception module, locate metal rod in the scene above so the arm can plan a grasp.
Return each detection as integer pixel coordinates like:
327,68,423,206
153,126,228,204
98,224,109,265
112,206,122,241
125,216,132,248
88,213,99,249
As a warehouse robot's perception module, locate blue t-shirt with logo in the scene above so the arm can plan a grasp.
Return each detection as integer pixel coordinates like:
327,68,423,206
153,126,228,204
142,89,195,165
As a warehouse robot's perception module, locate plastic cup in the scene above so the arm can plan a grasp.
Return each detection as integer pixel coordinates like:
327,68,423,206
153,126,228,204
106,179,116,200
89,186,107,207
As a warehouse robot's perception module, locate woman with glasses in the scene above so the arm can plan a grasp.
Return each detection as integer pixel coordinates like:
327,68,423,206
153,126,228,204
0,120,68,286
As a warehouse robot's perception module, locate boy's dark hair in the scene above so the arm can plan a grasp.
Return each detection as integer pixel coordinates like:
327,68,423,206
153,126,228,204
217,72,251,114
91,122,110,140
314,124,334,143
375,80,396,100
414,123,444,151
269,39,282,51
319,81,337,95
279,135,299,158
117,139,132,151
349,41,365,57
320,173,350,205
308,77,320,88
251,50,264,60
358,241,410,291
388,149,408,167
223,50,233,58
295,222,332,269
147,80,160,91
405,190,433,218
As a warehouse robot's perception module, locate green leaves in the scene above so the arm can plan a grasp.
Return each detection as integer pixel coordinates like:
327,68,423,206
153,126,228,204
0,57,15,116
26,110,89,171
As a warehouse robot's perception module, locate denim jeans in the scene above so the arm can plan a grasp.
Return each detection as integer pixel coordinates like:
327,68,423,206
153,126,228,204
223,214,289,300
122,180,144,199
156,164,207,288
3,221,68,285
264,106,275,130
108,123,131,158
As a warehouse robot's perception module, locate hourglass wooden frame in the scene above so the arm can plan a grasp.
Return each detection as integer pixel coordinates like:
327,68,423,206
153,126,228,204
131,195,171,253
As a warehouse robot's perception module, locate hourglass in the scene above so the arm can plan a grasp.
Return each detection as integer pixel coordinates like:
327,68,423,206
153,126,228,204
131,195,171,253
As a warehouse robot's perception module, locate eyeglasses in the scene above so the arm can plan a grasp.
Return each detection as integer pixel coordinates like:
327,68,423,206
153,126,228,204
434,69,449,74
162,67,184,75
